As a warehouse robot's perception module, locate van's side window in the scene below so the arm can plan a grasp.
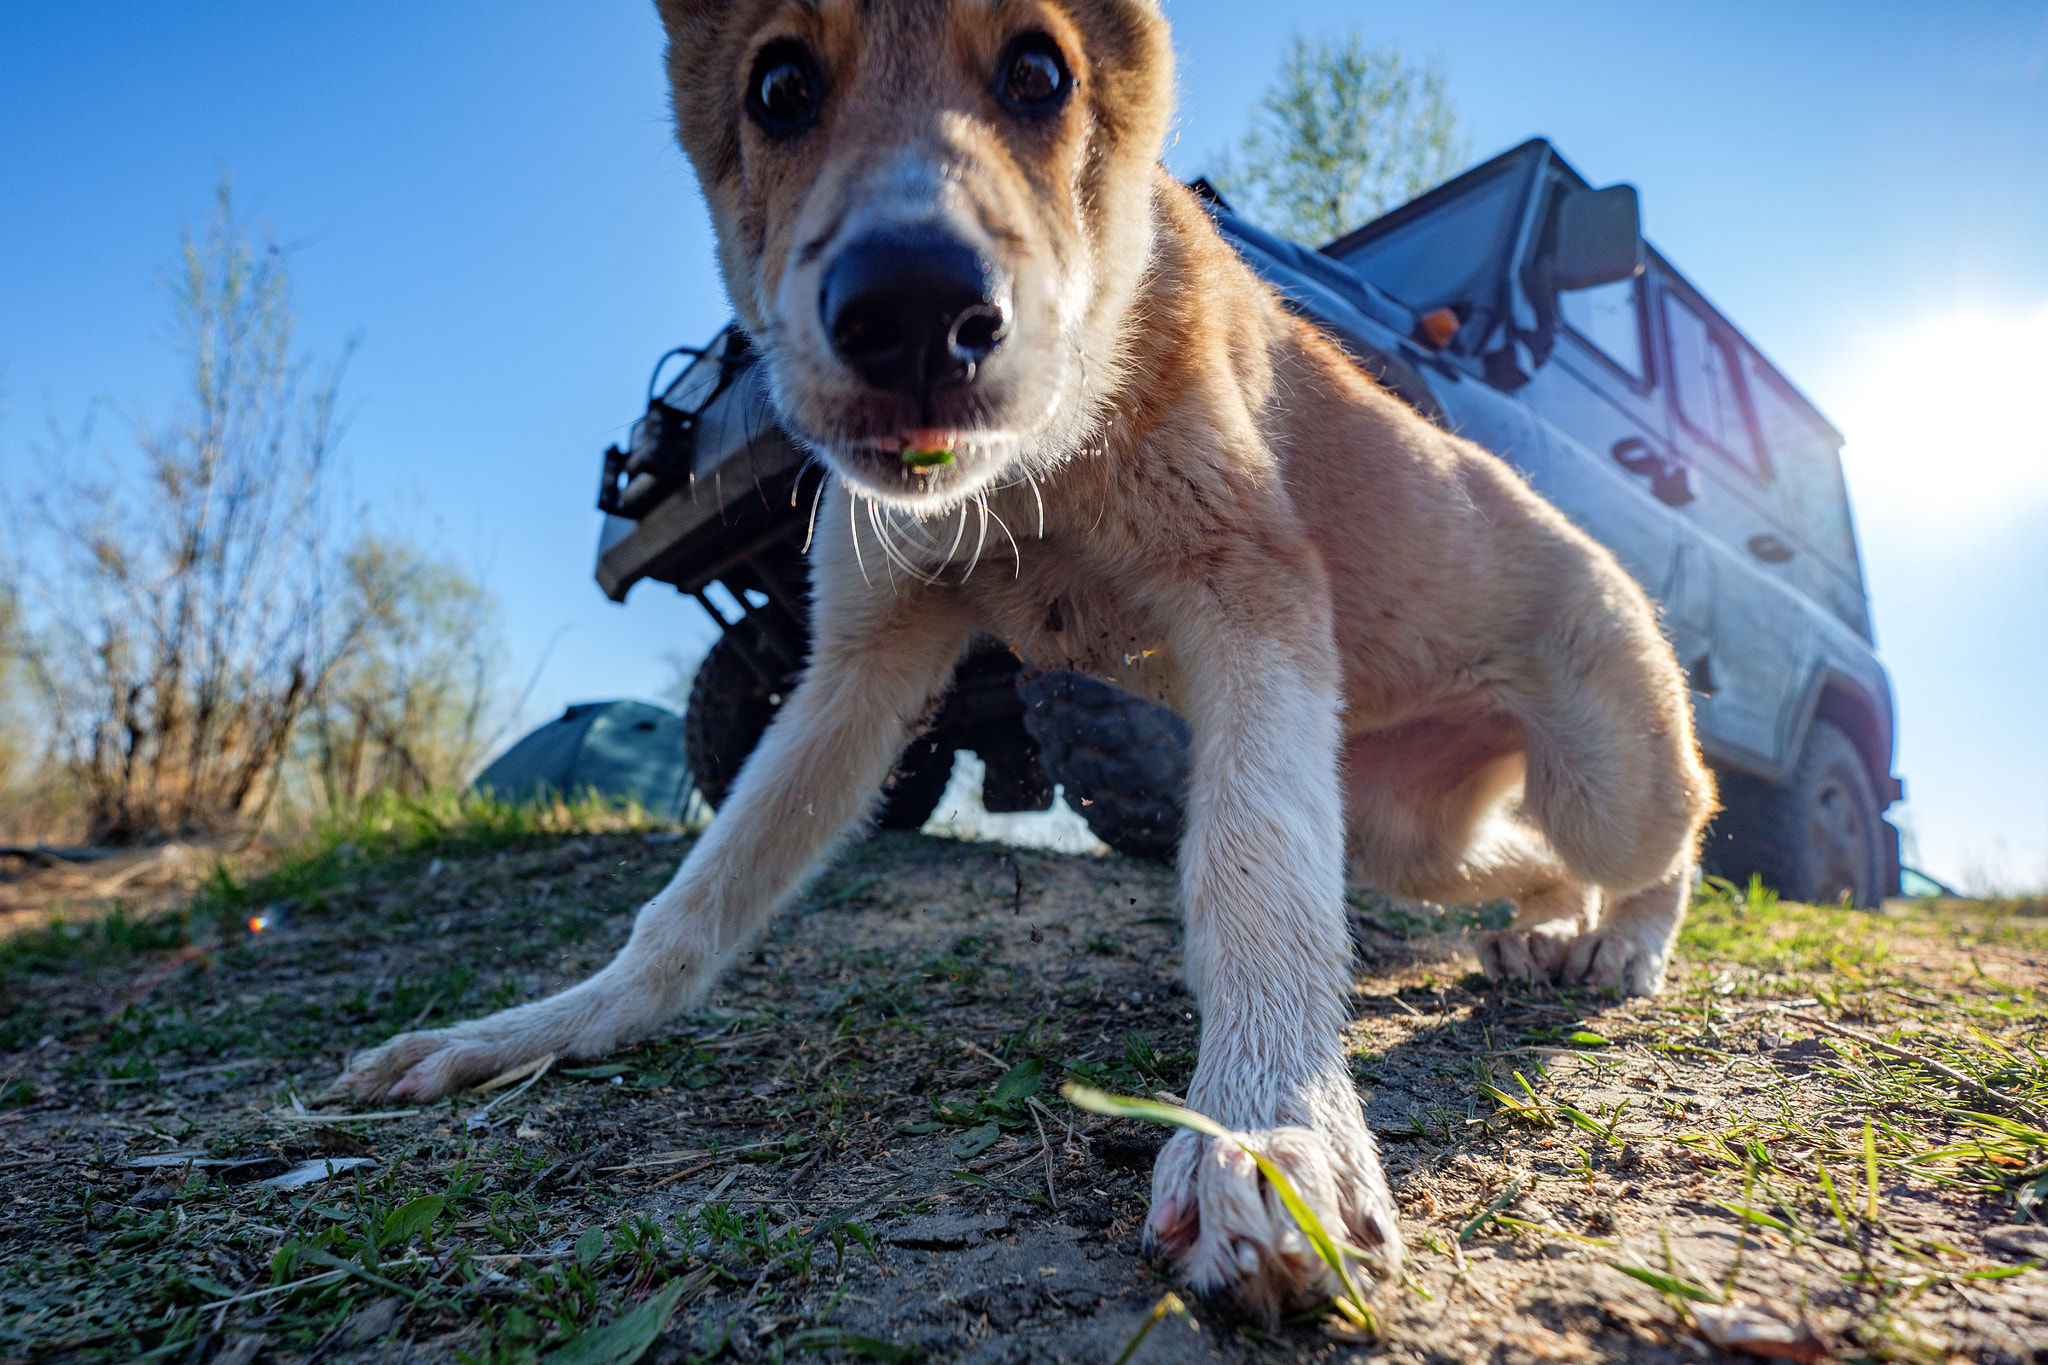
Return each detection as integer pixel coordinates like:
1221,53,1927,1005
1559,276,1645,381
1747,356,1856,567
1664,293,1762,474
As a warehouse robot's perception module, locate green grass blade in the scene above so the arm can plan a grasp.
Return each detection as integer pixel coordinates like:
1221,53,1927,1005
1605,1262,1722,1304
1061,1084,1230,1139
543,1274,693,1365
1816,1162,1855,1240
1458,1175,1525,1245
1712,1201,1795,1236
1062,1083,1375,1331
1492,1214,1617,1247
1111,1292,1188,1365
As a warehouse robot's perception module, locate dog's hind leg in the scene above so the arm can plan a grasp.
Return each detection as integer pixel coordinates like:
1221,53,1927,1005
340,507,976,1102
1499,571,1717,996
1460,822,1605,986
1561,863,1690,995
1340,714,1600,983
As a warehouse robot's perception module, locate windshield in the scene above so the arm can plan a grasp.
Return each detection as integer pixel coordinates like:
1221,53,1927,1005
1327,167,1522,314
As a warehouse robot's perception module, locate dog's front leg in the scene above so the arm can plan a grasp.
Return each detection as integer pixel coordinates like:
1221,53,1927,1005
1139,580,1401,1321
340,554,974,1103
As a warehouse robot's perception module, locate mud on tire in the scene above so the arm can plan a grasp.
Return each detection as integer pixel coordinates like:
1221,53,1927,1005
1019,671,1191,861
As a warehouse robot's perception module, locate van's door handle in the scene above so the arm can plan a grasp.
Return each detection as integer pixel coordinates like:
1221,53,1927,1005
1612,438,1696,507
1746,533,1795,564
1611,437,1661,476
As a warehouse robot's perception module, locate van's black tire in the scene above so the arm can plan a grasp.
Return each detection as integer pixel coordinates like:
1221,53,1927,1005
683,631,952,830
1702,719,1888,907
1019,672,1191,861
682,632,786,812
873,735,958,830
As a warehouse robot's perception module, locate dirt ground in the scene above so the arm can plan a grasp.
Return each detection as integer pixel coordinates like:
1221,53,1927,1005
0,839,247,939
3,822,2047,1364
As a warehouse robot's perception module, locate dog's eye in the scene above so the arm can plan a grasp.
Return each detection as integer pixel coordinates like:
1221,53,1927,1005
999,35,1071,112
747,42,821,134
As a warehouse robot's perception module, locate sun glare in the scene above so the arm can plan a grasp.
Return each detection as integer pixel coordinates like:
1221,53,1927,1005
1832,303,2048,518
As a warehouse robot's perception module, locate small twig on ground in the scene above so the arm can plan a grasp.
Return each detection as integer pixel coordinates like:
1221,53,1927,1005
467,1052,557,1097
601,1139,782,1173
1027,1101,1059,1212
91,1058,278,1087
1632,1040,1678,1081
464,1054,557,1131
515,1160,569,1199
0,845,124,865
1773,1007,2048,1129
1884,986,1949,1010
274,1108,426,1124
1026,1095,1079,1152
683,1167,741,1216
400,992,444,1032
651,1161,717,1189
785,1147,825,1195
954,1037,1010,1072
199,1268,351,1312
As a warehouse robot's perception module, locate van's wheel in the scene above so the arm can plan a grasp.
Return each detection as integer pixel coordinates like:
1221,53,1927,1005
682,633,785,812
1702,720,1887,907
874,735,958,830
1019,671,1191,860
682,631,952,829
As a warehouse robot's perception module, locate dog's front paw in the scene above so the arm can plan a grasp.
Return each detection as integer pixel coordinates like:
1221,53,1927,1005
340,1024,548,1103
1141,1116,1400,1325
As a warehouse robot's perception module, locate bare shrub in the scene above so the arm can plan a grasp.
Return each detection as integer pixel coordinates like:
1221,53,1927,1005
2,181,506,845
306,535,506,810
0,590,46,841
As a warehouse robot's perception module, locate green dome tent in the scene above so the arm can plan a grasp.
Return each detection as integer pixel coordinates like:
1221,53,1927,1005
474,700,692,820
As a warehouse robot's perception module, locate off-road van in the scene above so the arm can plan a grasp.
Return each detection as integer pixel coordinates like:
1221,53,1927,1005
594,139,1902,907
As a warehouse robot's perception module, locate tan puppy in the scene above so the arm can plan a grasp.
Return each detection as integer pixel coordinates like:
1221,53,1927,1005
344,0,1715,1320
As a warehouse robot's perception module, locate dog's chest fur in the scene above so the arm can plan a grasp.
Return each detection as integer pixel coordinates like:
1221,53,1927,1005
957,543,1185,711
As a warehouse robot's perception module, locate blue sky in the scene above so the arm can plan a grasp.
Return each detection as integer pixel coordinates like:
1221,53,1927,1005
3,1,2044,890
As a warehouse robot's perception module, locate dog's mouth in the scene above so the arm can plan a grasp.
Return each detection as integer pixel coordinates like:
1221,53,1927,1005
864,428,963,468
828,425,1004,505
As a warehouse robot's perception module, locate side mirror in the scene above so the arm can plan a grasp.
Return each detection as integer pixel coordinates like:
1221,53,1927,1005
1551,184,1642,291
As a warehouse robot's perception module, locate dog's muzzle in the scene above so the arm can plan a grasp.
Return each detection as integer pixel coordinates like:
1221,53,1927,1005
820,226,1010,403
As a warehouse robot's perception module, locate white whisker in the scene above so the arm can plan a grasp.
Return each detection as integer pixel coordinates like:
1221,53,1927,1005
962,491,991,581
848,485,872,586
870,496,938,585
1029,475,1045,540
983,499,1021,578
865,497,902,587
800,470,827,555
944,500,970,567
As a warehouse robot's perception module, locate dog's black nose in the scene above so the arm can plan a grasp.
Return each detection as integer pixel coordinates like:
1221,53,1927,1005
820,228,1008,399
